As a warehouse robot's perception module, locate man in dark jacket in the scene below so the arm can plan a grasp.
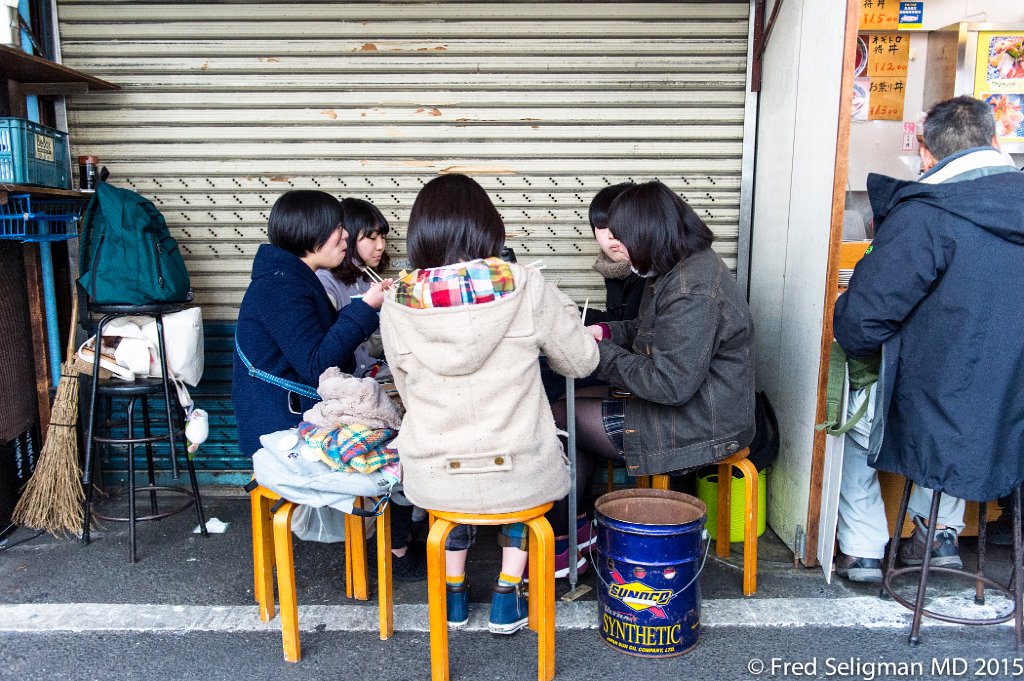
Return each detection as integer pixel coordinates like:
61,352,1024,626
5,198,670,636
833,96,1024,580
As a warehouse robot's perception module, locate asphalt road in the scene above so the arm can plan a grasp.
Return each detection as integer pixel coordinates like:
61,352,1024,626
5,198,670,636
3,626,1022,681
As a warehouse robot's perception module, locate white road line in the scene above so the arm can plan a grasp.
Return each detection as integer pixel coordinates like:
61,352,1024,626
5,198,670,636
0,596,1013,633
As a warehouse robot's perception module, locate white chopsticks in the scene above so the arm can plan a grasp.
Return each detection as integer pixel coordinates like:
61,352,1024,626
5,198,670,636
361,266,386,285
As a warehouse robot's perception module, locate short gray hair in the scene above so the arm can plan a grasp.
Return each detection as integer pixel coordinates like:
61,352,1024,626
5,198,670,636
922,96,996,162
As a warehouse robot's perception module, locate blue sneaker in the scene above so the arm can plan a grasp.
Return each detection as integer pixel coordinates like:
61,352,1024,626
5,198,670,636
446,582,469,629
488,582,529,635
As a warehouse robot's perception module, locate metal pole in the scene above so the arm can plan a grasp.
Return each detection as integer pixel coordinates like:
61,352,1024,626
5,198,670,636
38,240,62,387
567,375,578,589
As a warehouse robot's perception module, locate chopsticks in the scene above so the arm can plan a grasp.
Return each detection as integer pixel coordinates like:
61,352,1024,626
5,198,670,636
580,297,589,322
361,266,386,285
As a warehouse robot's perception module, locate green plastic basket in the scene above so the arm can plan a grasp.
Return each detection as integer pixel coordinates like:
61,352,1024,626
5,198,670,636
0,117,71,189
696,467,767,544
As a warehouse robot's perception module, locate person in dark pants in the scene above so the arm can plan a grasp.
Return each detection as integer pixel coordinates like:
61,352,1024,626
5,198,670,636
833,96,1024,579
233,190,424,580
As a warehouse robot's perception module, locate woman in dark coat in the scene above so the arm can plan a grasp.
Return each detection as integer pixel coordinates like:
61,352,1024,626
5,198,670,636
565,181,756,477
232,190,425,581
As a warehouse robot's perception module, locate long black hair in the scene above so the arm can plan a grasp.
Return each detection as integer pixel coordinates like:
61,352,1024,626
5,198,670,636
607,181,714,275
330,198,391,285
406,174,505,269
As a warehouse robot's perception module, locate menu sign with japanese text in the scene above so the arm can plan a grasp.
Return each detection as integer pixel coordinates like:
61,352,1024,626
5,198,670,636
868,78,906,120
853,33,908,121
865,34,909,77
859,0,899,31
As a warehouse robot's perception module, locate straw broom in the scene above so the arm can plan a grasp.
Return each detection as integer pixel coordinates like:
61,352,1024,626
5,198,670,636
13,297,85,537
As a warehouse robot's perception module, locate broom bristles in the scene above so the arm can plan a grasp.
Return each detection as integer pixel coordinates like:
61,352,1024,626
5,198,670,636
12,362,85,538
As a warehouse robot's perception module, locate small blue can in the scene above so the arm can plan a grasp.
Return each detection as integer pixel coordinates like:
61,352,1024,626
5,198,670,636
594,488,707,657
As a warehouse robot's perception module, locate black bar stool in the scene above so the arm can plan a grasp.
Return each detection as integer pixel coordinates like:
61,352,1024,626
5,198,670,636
81,303,207,562
883,480,1023,648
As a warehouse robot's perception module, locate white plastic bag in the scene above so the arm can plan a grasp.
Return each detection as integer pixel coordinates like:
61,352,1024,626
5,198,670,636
291,505,347,543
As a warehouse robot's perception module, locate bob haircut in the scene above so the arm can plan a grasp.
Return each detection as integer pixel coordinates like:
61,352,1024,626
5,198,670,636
607,181,714,276
406,174,505,269
331,198,391,286
588,182,635,231
267,190,344,257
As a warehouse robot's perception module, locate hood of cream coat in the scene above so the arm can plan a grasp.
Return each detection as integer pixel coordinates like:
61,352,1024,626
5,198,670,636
381,263,535,377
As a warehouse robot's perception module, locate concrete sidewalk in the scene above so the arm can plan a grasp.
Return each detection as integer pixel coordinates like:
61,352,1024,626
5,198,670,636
0,492,1020,679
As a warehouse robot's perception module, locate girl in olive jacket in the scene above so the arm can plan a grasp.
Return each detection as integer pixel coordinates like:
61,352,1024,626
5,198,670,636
570,181,756,477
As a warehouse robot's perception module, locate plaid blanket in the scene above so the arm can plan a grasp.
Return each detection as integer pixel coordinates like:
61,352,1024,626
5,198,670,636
297,421,399,474
393,257,515,309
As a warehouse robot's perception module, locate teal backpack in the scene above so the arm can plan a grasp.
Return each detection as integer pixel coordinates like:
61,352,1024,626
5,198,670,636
78,181,192,305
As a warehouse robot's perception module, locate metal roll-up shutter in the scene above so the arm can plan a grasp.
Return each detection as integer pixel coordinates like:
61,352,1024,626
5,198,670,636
57,1,750,483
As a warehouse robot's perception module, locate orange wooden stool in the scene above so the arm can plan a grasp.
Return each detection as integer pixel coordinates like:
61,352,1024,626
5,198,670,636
250,484,394,662
647,446,757,595
425,503,556,681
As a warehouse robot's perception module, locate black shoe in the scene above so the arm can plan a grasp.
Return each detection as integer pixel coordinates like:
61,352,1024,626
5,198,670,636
898,516,963,569
390,550,427,582
835,551,883,583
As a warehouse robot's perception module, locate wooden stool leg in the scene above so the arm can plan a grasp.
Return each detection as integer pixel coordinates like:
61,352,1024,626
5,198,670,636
251,491,275,621
525,517,556,681
606,461,614,493
344,512,356,599
347,497,369,601
376,502,394,640
651,475,670,490
272,502,300,662
528,524,540,631
736,459,759,596
716,462,732,558
636,475,650,489
426,517,456,681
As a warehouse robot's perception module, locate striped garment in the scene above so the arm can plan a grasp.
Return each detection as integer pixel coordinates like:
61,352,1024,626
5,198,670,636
393,257,515,309
297,421,399,475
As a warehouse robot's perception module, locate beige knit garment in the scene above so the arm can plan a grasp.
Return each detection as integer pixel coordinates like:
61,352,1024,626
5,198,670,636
380,264,599,513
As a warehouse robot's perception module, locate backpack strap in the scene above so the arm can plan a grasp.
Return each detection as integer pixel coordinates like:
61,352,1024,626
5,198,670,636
234,337,320,400
815,340,874,436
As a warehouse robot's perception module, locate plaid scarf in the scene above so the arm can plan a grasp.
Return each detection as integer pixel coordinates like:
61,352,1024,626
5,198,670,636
393,257,515,309
297,421,399,474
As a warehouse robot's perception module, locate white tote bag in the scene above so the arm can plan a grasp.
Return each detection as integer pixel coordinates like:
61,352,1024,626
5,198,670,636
102,307,205,387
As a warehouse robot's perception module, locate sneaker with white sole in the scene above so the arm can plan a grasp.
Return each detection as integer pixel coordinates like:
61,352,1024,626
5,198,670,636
898,516,963,569
835,551,883,583
488,582,529,635
576,516,597,553
446,582,469,629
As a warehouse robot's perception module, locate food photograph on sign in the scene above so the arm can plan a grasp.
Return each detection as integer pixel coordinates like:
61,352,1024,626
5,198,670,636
987,35,1024,82
975,33,1024,143
984,93,1024,139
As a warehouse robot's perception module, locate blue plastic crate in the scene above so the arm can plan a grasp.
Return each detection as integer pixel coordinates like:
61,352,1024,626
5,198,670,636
0,117,71,189
0,193,85,242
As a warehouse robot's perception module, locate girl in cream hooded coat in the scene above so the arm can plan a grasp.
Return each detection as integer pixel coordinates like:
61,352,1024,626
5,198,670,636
379,174,597,634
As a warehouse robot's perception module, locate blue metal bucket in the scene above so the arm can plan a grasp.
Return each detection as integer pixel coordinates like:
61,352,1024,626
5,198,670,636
594,488,707,657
